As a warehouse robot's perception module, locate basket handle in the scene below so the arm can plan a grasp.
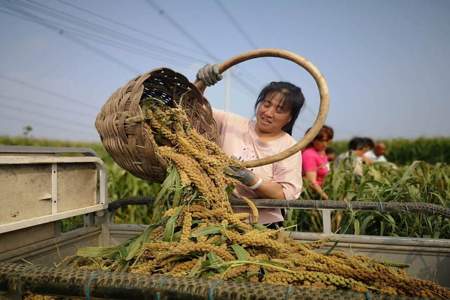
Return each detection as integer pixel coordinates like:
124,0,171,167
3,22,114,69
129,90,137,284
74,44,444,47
194,48,329,168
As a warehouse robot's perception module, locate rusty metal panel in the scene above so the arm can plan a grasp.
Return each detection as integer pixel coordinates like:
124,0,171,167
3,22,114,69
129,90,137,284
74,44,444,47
0,164,52,224
0,155,107,234
57,163,98,212
0,224,101,265
0,223,55,253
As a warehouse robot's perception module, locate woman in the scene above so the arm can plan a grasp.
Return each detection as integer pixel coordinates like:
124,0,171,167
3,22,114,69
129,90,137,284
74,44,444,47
301,125,334,200
197,65,305,225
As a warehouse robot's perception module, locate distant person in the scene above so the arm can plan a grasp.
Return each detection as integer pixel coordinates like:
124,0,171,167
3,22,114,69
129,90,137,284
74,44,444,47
357,137,376,165
362,137,375,152
335,137,372,176
325,147,337,162
364,142,388,162
302,125,334,200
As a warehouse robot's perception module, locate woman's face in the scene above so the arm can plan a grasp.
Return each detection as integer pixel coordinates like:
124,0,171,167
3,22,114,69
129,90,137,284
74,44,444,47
312,136,331,152
255,92,292,134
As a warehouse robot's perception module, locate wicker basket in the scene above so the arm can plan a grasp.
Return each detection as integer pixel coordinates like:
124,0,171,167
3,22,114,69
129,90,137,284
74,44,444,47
95,68,217,182
95,49,329,182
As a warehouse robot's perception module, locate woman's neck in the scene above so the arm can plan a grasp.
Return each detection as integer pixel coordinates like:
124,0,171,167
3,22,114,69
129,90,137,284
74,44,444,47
254,127,285,142
313,146,326,154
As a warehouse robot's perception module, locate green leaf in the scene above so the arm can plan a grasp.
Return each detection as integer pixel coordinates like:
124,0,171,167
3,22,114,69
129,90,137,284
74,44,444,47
207,252,224,266
125,235,144,261
353,219,360,235
360,215,375,234
231,244,250,261
252,223,268,231
125,224,156,261
118,245,129,259
156,165,177,204
76,246,119,258
191,226,221,238
163,207,182,242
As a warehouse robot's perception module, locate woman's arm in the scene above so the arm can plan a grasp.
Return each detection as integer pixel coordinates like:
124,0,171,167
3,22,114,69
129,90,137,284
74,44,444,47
226,167,286,199
212,109,226,134
252,180,286,199
252,149,302,200
305,171,328,200
228,153,301,200
302,149,328,199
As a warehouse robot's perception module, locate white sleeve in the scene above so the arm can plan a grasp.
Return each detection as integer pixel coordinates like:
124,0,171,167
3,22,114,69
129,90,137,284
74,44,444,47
364,150,377,161
212,109,227,134
273,151,303,200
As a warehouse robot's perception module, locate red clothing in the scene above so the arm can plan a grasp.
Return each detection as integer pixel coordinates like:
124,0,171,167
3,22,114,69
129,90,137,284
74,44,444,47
302,147,329,186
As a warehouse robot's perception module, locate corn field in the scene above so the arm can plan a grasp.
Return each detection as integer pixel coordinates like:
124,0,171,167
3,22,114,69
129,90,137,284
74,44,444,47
1,136,449,238
290,161,450,238
107,152,450,238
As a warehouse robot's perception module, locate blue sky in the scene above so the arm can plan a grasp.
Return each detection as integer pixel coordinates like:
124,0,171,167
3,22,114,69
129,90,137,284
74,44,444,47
0,0,449,142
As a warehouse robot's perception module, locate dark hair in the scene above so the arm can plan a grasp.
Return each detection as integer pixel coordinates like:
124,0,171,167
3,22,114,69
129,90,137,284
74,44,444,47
305,125,334,148
254,81,305,135
361,137,375,149
348,137,367,151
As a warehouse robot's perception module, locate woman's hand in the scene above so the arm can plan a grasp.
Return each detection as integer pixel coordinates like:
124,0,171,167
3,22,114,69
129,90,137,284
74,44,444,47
225,166,285,199
225,166,259,187
305,171,328,200
320,191,329,200
196,64,222,86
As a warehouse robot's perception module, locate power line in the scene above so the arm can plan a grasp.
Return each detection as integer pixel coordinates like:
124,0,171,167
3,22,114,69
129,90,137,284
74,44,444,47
0,5,190,67
4,0,313,122
64,28,193,67
3,0,259,100
0,102,94,129
64,32,141,74
214,0,284,80
0,112,95,137
213,1,317,120
2,0,217,71
0,74,99,111
0,110,95,137
57,0,209,62
0,3,140,74
144,0,261,98
0,3,200,136
144,0,218,61
15,0,205,66
0,94,96,119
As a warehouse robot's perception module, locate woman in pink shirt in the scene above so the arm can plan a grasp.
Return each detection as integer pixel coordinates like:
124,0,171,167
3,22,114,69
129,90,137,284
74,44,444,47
197,65,305,225
301,125,334,200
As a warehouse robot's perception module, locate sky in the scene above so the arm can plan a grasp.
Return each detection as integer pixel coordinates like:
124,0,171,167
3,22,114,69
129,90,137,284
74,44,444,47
0,0,449,142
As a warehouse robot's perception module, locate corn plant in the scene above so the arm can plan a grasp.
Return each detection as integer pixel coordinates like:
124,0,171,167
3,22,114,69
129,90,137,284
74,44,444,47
292,161,450,238
107,163,161,224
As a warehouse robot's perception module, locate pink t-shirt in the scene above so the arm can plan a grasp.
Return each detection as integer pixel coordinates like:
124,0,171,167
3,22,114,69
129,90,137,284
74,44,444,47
213,109,302,224
301,147,329,186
